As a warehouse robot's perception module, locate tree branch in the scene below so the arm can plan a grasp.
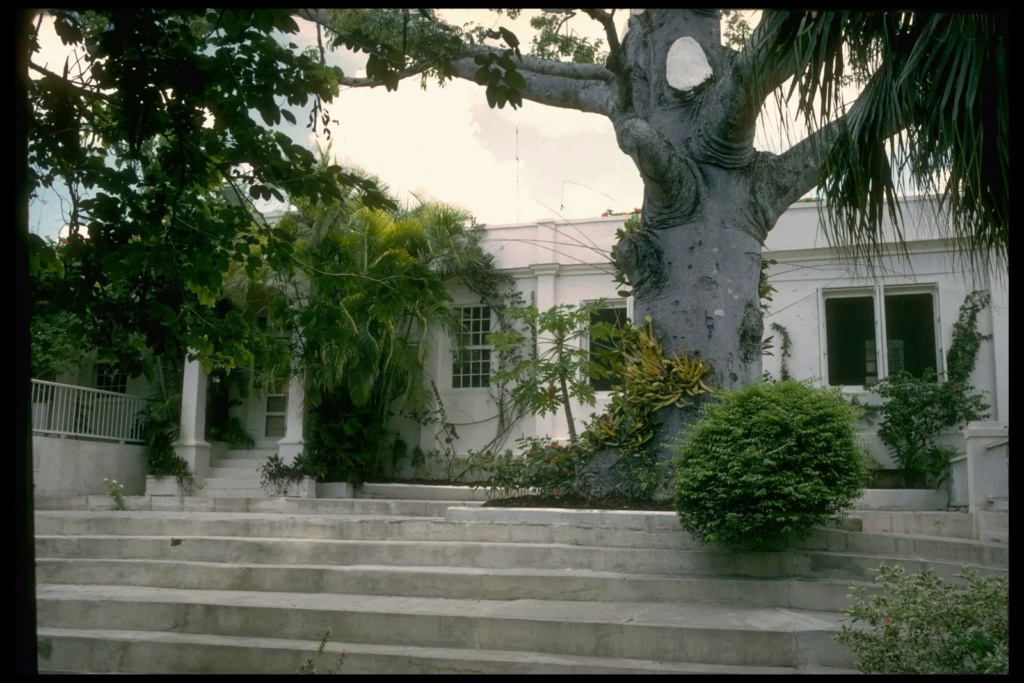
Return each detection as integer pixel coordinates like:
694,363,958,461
753,118,844,222
581,9,621,57
298,9,614,92
581,9,631,109
613,116,699,225
446,56,614,115
706,10,798,146
339,64,430,88
754,60,908,224
29,61,111,102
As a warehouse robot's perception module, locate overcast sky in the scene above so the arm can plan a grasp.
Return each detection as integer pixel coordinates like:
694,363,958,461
30,9,817,240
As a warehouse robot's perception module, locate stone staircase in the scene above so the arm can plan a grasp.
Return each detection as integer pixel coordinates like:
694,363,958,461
34,495,1009,674
198,449,276,498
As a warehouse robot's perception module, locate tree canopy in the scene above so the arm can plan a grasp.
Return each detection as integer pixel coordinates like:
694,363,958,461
301,9,1007,265
26,9,393,379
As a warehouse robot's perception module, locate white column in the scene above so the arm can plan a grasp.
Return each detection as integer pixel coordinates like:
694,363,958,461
277,372,306,466
175,351,211,485
531,264,561,441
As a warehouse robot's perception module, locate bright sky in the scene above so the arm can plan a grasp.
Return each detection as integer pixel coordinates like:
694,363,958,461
29,9,814,241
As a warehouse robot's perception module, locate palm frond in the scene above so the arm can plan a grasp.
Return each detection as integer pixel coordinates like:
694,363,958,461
758,10,1007,269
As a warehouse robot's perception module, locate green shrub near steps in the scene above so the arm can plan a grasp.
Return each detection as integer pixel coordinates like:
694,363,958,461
671,380,869,548
834,564,1008,674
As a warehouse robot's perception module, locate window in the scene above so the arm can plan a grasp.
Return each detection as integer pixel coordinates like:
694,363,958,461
823,287,939,387
588,304,628,392
96,363,128,394
264,379,288,438
452,306,492,388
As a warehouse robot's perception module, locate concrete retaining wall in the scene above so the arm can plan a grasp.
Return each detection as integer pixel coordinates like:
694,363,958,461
33,435,147,496
852,487,949,511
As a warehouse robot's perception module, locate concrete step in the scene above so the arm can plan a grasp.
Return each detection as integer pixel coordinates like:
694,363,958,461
33,534,832,578
360,483,486,502
200,478,267,489
34,496,479,517
36,558,875,611
39,533,1008,584
216,449,276,461
34,509,1009,569
851,511,976,539
36,627,859,675
206,466,262,479
36,584,859,669
32,511,708,549
195,490,269,499
793,527,1010,568
792,548,1009,582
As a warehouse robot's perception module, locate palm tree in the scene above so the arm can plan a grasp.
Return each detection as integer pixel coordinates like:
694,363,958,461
263,174,492,483
751,11,1007,267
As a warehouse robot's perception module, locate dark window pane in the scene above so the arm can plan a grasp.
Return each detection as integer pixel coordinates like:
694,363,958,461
825,296,876,386
884,293,937,378
265,415,286,438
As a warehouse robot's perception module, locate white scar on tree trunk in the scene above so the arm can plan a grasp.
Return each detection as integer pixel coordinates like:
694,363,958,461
666,37,713,92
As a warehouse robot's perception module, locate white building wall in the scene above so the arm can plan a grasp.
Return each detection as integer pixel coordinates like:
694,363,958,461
430,199,1007,469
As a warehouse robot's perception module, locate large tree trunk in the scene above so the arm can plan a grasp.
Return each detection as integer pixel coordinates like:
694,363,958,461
608,9,783,455
618,218,764,447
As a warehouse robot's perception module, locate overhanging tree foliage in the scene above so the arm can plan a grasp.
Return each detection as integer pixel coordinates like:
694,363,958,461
26,9,394,379
298,8,1008,451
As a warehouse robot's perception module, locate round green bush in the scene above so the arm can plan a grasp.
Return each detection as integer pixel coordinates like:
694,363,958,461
671,380,868,548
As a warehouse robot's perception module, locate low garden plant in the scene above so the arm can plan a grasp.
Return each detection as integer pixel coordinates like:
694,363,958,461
871,290,991,487
834,564,1008,674
103,478,127,511
473,436,596,502
295,628,346,674
671,380,869,548
258,453,320,496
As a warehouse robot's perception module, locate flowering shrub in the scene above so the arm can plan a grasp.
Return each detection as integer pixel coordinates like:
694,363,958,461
477,437,595,501
834,564,1008,674
296,628,346,674
103,478,127,511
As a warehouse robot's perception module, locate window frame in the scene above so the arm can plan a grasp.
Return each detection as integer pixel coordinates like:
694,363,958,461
449,304,494,391
95,362,128,394
819,283,943,391
581,297,631,394
263,379,288,438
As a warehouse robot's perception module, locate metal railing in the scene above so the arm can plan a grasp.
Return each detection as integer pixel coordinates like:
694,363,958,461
949,455,969,507
31,379,149,443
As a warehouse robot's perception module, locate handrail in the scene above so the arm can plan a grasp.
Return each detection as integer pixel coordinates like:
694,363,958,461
31,379,150,443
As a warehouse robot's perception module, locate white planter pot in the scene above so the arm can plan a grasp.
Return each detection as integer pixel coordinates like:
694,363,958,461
284,476,316,499
146,475,188,497
315,482,356,499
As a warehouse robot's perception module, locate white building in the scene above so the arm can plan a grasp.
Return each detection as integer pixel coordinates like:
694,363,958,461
32,198,1008,504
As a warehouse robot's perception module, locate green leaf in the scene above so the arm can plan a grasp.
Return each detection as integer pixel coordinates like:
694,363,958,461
505,69,527,91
